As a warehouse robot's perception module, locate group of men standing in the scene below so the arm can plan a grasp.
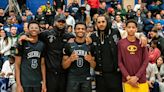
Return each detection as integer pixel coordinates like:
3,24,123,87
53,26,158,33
15,13,148,92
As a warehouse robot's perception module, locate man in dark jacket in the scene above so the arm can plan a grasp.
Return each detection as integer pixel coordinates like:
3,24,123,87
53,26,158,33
91,15,122,92
91,15,147,92
39,14,74,92
18,14,74,92
149,29,164,57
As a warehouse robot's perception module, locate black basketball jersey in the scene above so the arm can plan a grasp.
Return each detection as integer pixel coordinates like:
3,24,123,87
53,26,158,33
64,41,92,77
16,40,45,87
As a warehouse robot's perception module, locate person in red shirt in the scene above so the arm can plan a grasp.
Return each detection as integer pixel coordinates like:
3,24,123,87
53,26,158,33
118,19,149,92
149,40,161,64
87,0,99,18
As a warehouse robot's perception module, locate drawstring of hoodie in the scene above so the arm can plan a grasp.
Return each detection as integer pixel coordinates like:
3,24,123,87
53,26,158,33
100,32,104,44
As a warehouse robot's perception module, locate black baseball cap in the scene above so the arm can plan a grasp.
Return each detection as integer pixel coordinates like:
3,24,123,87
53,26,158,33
47,1,50,4
55,14,66,22
65,8,69,12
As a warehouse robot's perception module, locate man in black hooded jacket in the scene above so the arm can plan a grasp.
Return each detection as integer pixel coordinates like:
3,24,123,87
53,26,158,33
90,15,147,92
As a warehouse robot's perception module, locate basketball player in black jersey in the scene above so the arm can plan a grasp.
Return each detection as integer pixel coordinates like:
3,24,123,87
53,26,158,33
15,21,46,92
62,22,96,92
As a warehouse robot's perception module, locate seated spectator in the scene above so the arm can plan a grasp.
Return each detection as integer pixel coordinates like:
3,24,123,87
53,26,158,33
3,17,12,35
154,56,164,92
115,4,127,20
86,23,94,35
75,5,91,25
64,8,75,31
0,29,11,70
153,14,164,26
146,59,159,92
140,3,148,18
35,7,46,24
11,17,23,34
112,14,123,31
82,0,91,16
149,29,164,57
9,26,19,56
98,1,107,15
152,23,164,38
25,8,34,23
0,9,4,26
110,0,119,9
43,1,55,26
134,0,142,12
53,0,66,11
147,1,161,14
39,21,48,32
144,11,154,35
149,40,161,64
160,2,164,10
87,0,99,19
68,0,79,18
107,7,115,22
0,55,16,92
126,5,136,20
134,9,145,32
67,25,73,33
160,10,164,19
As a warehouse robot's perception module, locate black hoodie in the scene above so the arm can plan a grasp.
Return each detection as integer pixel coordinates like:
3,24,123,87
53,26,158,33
91,19,121,73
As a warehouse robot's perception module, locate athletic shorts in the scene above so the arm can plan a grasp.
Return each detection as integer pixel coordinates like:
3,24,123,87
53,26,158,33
23,86,41,92
123,82,149,92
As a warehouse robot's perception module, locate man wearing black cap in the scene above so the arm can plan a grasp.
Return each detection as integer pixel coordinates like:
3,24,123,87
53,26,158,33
39,21,47,32
18,14,75,92
64,9,75,31
43,1,55,26
75,5,90,25
38,14,75,92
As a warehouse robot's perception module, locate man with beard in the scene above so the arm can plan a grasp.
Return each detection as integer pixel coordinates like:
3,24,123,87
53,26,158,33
90,15,147,92
39,14,74,92
18,14,74,92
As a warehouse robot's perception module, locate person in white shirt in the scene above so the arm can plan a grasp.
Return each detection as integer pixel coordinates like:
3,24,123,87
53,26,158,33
1,55,16,92
0,29,11,70
64,9,75,33
134,0,142,12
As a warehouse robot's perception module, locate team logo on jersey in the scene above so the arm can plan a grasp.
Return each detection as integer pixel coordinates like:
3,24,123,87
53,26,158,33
71,46,75,49
77,57,84,67
48,35,56,43
25,47,30,49
31,59,38,69
74,50,87,56
27,51,41,59
127,45,137,54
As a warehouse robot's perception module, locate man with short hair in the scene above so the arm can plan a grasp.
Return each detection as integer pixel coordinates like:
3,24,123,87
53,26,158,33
62,22,96,92
90,15,147,92
15,21,46,92
118,19,149,92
